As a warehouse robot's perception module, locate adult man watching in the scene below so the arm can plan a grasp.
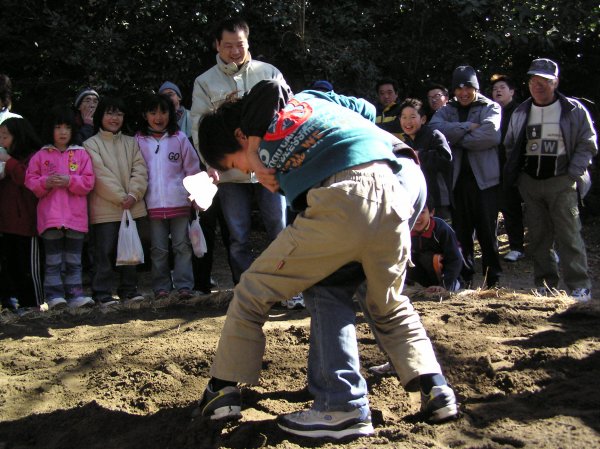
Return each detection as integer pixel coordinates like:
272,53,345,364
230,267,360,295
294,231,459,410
503,58,596,302
425,84,449,114
429,65,502,288
191,18,302,308
490,74,525,263
375,78,403,138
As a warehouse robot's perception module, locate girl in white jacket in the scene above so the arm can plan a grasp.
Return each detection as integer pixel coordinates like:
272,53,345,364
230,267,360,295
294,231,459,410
136,94,201,300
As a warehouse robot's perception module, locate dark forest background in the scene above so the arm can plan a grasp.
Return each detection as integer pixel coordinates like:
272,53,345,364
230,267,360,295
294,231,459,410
2,0,599,128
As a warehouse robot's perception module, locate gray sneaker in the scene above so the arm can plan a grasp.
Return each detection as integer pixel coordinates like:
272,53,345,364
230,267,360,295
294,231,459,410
421,385,458,423
68,296,95,309
194,385,242,420
277,408,374,439
46,297,67,310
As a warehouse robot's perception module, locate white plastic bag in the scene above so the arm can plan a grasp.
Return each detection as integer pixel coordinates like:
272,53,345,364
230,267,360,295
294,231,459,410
189,212,207,258
116,210,144,266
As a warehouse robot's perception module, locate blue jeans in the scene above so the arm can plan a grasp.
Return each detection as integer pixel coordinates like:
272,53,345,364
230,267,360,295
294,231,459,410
304,266,369,413
218,182,286,283
149,216,194,292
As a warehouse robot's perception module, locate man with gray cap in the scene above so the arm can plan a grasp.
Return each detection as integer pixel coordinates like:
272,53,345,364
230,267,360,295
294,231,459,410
429,65,502,288
503,58,597,302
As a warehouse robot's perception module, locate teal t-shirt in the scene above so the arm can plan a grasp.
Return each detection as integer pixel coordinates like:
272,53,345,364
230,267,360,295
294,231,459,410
243,83,399,210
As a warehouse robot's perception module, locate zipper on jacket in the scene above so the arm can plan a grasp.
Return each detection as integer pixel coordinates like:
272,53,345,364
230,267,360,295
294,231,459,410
155,143,160,154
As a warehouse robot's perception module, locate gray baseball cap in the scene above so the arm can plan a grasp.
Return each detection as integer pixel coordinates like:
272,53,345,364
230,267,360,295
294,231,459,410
527,58,559,79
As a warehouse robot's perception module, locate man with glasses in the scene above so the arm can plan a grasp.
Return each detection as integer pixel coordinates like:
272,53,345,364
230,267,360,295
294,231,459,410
503,58,597,302
426,84,449,115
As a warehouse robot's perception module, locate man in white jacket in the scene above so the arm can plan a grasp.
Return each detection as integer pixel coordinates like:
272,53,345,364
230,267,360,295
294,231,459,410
190,18,303,308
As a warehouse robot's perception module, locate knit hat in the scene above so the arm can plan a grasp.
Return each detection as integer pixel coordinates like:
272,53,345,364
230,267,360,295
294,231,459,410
527,58,559,80
451,66,479,91
159,81,182,99
309,80,334,92
74,88,99,108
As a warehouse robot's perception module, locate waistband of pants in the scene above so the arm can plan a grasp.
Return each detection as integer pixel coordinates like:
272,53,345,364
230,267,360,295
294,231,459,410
320,160,394,187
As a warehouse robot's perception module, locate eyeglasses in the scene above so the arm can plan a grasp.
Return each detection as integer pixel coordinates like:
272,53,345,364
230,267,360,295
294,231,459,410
428,93,446,100
528,77,554,87
104,111,124,118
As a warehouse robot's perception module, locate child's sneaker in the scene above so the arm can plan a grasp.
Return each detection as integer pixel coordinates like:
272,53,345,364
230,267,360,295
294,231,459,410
46,297,67,310
277,408,374,439
68,296,95,309
368,361,395,375
123,292,144,303
286,293,305,310
421,385,458,423
503,250,524,262
154,290,170,300
194,385,242,420
570,288,591,302
178,288,194,300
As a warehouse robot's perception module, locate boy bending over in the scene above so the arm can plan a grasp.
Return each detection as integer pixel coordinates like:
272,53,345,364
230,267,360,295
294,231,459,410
194,80,458,439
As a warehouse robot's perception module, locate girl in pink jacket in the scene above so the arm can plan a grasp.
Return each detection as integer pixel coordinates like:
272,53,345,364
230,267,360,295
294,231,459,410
25,106,95,310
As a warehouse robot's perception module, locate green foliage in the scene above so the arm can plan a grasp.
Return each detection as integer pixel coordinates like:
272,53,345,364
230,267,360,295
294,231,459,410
1,0,598,127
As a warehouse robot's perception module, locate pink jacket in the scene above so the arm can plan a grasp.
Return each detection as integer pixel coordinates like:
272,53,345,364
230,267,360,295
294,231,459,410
25,145,95,234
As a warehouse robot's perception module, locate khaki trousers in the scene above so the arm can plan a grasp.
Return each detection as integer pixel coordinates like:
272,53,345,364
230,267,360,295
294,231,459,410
210,163,441,384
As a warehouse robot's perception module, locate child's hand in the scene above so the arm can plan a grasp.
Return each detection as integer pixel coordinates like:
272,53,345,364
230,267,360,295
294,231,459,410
246,136,279,192
46,174,70,188
0,152,10,162
207,167,220,183
425,285,447,295
122,194,136,210
249,153,279,192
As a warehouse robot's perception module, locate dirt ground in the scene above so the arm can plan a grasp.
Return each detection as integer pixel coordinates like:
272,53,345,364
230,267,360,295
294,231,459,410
1,217,600,449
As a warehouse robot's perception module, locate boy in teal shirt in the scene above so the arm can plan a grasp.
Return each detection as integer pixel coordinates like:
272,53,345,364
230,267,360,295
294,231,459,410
195,80,458,439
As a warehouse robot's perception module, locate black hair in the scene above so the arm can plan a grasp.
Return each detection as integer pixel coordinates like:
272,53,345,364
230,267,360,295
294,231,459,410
398,98,425,116
490,74,516,90
214,17,249,42
426,83,449,96
0,117,41,160
137,93,178,136
375,78,398,94
93,97,127,133
42,105,78,146
197,100,244,171
0,74,13,109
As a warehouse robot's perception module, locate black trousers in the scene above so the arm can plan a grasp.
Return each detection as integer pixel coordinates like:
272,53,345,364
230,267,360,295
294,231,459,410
452,171,502,287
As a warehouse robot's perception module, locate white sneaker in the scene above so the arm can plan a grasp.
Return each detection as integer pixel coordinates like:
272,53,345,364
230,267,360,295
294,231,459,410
277,408,374,439
570,288,591,302
46,297,67,310
286,293,305,310
68,296,95,308
368,361,396,375
504,250,524,262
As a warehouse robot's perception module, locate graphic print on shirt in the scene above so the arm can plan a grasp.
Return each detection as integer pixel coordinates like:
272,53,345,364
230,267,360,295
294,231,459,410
524,102,566,178
260,99,324,172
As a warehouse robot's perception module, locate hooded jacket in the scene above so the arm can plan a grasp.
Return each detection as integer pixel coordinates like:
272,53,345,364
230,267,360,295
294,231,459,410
25,145,95,234
135,131,200,218
429,94,501,190
84,129,148,224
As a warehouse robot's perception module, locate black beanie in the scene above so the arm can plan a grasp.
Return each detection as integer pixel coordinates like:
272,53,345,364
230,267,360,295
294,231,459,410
452,66,479,91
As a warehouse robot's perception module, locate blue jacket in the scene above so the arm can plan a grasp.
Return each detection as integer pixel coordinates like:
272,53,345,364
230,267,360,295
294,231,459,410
429,94,501,190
